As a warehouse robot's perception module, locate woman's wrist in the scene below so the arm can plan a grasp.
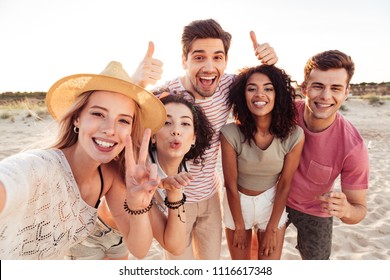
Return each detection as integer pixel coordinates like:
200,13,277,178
166,189,183,200
234,224,246,231
266,225,278,233
164,192,186,223
123,199,153,215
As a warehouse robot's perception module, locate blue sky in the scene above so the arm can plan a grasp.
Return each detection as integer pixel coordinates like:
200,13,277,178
0,0,389,92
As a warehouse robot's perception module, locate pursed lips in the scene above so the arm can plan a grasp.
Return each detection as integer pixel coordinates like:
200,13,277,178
169,139,182,149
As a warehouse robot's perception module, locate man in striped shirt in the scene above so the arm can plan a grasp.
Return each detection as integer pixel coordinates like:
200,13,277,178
132,19,278,259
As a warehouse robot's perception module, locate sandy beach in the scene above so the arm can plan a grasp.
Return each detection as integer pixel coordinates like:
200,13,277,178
0,98,389,260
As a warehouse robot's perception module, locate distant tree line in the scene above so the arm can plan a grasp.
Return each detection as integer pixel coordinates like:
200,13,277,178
351,82,390,87
0,91,46,101
1,82,389,99
350,82,390,96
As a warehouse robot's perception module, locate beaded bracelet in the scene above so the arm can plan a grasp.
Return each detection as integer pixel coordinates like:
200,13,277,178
123,199,153,215
164,193,186,223
164,193,187,209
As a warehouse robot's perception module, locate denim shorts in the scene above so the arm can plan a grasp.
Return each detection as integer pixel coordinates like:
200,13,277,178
223,186,288,231
64,216,128,260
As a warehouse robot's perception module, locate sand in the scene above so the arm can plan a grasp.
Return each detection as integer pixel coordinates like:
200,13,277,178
0,98,389,260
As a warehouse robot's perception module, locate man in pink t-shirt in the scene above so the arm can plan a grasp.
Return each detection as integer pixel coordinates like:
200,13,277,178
286,50,369,259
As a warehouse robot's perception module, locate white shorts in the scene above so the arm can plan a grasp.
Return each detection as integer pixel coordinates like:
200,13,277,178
222,186,288,231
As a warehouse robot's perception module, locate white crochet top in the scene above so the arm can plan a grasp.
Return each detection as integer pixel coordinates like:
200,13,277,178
0,149,97,259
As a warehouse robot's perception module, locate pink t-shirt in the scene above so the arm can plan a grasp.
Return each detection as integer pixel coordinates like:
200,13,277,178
287,101,369,217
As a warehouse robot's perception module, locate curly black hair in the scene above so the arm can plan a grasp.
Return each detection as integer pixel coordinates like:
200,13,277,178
228,64,298,144
150,93,214,167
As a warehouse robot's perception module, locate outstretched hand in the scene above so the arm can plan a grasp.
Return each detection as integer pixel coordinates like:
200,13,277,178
161,171,193,191
250,31,278,65
131,41,163,88
125,128,160,210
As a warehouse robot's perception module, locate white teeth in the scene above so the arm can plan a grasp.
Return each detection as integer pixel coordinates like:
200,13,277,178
317,103,331,108
95,139,114,148
254,101,266,106
200,76,214,80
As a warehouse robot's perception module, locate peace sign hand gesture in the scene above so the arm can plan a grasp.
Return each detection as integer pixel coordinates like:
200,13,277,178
124,128,160,211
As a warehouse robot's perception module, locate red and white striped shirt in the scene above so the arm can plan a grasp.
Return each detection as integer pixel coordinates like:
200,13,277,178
162,74,235,202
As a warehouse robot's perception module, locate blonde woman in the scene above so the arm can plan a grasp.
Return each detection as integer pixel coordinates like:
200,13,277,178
0,61,186,259
65,93,213,260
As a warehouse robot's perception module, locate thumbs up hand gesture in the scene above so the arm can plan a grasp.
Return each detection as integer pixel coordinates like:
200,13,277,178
131,41,164,88
250,31,278,65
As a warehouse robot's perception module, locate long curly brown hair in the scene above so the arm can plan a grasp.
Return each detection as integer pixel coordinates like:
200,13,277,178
228,65,298,144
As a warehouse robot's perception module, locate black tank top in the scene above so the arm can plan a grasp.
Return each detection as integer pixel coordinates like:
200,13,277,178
94,166,104,208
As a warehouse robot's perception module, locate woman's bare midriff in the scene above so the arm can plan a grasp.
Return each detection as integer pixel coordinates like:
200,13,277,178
237,185,265,196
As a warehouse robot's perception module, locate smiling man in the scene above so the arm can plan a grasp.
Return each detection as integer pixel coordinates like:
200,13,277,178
160,19,277,260
286,50,369,260
132,18,278,260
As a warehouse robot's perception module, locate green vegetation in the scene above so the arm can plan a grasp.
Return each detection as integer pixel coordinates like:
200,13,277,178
351,82,390,87
361,94,386,106
0,92,46,110
0,91,46,101
350,82,390,96
0,92,48,119
1,85,388,113
1,111,12,119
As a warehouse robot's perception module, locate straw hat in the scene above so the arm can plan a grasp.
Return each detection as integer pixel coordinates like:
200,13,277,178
46,61,166,133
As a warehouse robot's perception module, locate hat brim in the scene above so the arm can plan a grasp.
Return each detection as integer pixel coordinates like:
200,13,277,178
46,74,166,133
